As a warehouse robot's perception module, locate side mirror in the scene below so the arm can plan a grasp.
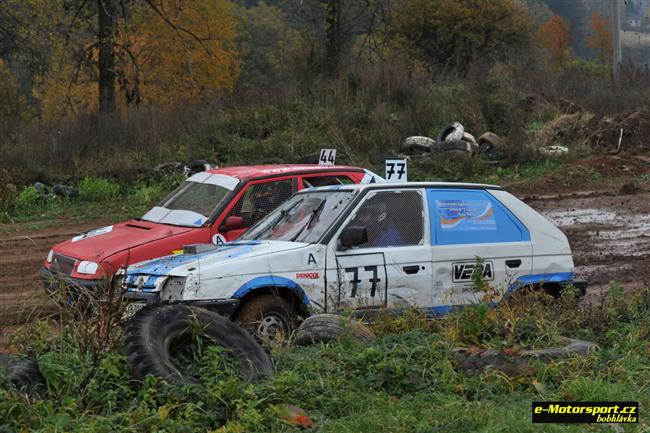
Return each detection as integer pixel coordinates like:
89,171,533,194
339,226,368,249
221,215,245,231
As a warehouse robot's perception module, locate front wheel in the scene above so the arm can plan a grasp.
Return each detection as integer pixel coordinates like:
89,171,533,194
236,295,298,342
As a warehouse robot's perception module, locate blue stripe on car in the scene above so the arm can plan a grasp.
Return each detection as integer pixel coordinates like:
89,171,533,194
423,272,576,315
233,276,310,305
508,272,574,292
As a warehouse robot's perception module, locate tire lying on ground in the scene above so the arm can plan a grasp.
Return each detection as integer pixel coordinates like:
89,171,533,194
434,139,474,154
452,337,599,376
124,304,274,385
294,314,376,346
0,353,45,395
478,132,502,157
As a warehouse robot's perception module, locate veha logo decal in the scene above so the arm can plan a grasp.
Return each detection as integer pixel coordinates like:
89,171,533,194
452,261,494,282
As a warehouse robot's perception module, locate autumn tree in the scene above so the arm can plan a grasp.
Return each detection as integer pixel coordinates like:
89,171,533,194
98,0,117,114
385,0,533,71
586,12,613,65
538,14,572,66
124,0,240,108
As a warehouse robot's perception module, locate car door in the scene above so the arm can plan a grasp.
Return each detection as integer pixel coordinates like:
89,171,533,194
326,189,432,311
427,188,533,309
215,178,297,242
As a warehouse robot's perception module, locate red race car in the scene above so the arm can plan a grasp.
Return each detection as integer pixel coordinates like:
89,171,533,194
41,164,383,291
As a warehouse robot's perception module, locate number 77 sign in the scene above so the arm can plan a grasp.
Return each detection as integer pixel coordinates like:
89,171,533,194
385,159,407,182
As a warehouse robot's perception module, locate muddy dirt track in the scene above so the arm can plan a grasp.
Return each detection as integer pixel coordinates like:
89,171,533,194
528,190,650,294
0,221,112,327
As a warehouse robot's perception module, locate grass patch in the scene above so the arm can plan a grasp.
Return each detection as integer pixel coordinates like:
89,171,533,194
2,286,649,432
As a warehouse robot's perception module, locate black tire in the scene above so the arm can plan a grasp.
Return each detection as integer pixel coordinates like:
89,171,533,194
478,132,502,157
236,295,298,342
294,314,375,346
185,159,211,175
0,353,45,395
124,304,274,385
52,184,79,198
436,122,464,143
434,139,473,153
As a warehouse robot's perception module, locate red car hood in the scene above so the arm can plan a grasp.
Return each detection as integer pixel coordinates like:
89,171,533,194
53,220,193,261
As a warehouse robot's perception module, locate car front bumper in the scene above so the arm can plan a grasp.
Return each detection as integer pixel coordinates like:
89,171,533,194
40,266,106,294
124,289,240,317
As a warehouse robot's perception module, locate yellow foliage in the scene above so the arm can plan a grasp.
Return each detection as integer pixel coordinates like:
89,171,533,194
12,0,240,118
34,56,99,120
128,0,241,108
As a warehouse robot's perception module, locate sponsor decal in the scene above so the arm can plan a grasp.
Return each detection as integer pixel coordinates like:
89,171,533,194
452,261,494,282
437,200,496,231
532,402,638,424
259,166,340,174
71,225,113,242
296,272,320,279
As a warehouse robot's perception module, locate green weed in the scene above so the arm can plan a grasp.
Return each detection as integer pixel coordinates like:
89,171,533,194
78,177,120,202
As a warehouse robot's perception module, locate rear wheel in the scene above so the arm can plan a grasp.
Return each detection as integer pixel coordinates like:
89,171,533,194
236,295,298,342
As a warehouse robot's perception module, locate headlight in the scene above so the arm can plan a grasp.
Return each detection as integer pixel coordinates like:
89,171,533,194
77,261,99,275
162,276,187,301
46,250,54,263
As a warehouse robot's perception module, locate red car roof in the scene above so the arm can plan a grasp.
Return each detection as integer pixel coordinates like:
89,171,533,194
207,164,364,180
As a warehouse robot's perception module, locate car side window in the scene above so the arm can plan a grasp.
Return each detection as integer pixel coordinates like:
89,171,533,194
427,188,530,245
343,190,424,248
303,175,353,187
228,180,295,229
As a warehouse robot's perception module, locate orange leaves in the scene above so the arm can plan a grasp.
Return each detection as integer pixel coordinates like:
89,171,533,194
28,0,241,118
538,15,572,66
586,13,613,65
276,404,315,429
129,0,241,108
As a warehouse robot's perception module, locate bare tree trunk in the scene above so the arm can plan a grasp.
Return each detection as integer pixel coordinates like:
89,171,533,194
98,0,116,114
325,0,341,76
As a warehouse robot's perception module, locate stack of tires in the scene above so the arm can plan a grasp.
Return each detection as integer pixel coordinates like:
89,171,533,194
400,122,503,161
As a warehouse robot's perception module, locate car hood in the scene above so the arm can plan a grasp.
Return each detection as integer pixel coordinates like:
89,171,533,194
53,220,194,261
126,240,308,278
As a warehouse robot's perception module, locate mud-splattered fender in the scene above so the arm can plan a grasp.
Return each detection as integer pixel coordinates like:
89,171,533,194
233,276,310,305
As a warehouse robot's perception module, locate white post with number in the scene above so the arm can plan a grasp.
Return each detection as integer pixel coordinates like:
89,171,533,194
385,159,407,183
319,149,336,165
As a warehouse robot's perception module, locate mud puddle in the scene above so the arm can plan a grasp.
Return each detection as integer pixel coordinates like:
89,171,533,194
528,192,650,294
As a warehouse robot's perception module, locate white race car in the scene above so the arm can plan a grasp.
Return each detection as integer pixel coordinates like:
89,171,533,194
122,182,582,338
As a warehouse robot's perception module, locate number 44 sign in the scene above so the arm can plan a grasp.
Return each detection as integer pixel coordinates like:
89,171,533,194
319,149,336,166
385,159,407,182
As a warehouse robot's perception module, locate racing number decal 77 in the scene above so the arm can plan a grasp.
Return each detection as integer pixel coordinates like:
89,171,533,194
344,266,381,297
